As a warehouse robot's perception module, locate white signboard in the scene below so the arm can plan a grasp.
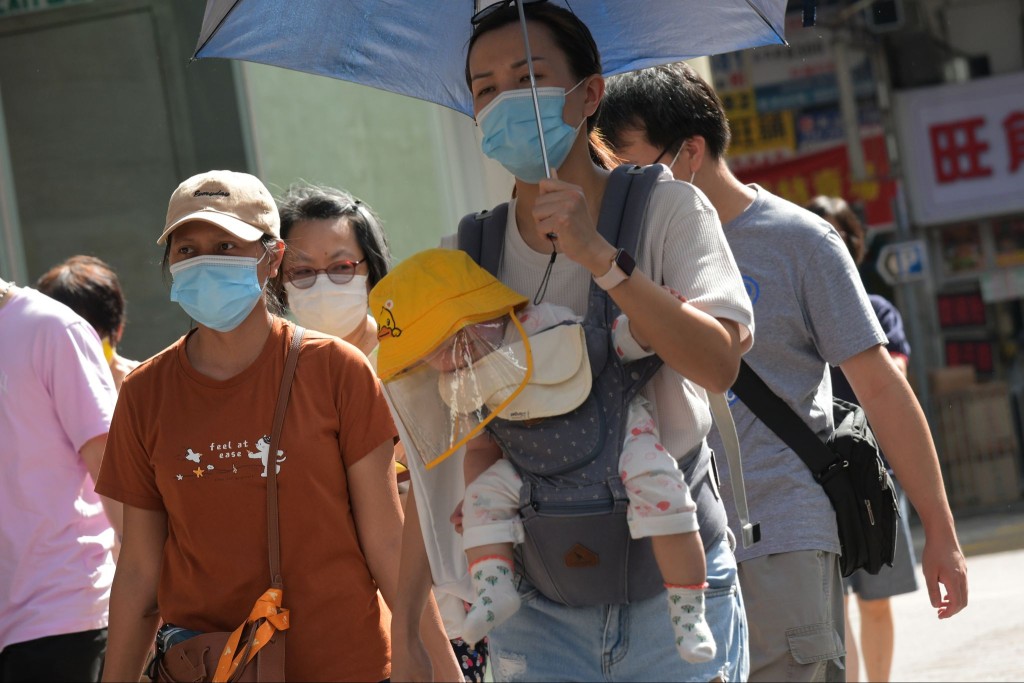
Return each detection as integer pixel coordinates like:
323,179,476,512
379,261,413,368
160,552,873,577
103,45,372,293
981,267,1024,303
895,71,1024,226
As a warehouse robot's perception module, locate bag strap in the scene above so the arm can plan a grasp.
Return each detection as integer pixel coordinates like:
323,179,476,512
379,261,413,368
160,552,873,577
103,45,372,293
267,325,304,586
213,325,303,683
457,204,509,277
707,392,761,548
592,164,662,259
731,359,838,478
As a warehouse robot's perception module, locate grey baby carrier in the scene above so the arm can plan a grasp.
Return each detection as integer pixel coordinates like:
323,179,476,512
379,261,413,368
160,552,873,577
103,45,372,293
457,164,672,607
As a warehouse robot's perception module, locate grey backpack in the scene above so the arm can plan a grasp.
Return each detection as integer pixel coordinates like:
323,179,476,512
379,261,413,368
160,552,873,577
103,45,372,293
457,164,674,606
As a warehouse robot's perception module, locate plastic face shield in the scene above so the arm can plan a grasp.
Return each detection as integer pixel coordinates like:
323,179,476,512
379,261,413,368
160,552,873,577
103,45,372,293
382,311,533,470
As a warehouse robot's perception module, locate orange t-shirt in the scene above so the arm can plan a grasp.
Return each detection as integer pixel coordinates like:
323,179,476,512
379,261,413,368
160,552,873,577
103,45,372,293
97,319,398,682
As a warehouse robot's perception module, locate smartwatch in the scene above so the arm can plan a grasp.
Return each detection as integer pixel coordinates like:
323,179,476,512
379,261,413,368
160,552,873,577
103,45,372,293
593,248,636,291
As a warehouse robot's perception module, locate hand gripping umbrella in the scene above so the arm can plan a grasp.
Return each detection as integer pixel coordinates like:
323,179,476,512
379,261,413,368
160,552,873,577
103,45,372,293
194,0,788,177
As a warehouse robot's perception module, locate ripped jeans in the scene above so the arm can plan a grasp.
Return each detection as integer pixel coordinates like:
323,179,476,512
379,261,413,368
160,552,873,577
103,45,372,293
487,531,749,682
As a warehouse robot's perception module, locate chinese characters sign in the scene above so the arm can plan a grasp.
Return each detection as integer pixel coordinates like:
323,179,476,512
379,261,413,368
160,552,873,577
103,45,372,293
896,71,1024,226
735,135,897,228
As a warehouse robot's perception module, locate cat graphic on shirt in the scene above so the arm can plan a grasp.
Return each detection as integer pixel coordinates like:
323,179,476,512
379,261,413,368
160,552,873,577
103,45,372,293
248,435,286,477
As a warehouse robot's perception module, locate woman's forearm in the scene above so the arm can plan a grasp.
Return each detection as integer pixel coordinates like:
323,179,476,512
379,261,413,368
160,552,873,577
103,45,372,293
393,487,462,681
102,506,166,682
101,556,161,681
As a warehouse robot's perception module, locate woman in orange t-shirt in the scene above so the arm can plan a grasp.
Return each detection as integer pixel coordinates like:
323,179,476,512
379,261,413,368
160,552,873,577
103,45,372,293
96,171,458,682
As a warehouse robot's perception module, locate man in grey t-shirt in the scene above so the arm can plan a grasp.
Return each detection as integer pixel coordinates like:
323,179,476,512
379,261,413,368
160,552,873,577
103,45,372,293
599,62,968,682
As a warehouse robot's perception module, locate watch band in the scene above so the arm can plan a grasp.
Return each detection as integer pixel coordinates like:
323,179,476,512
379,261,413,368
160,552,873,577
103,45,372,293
593,248,635,291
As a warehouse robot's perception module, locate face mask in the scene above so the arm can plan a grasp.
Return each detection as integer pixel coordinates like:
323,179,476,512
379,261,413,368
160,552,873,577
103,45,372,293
477,81,586,183
170,253,267,333
285,275,369,339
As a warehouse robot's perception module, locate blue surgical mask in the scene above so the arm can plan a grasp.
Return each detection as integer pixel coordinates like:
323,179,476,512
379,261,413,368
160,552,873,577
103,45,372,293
170,252,268,332
477,81,586,183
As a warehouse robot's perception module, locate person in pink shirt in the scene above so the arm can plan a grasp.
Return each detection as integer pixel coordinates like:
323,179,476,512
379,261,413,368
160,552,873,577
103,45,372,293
0,277,121,682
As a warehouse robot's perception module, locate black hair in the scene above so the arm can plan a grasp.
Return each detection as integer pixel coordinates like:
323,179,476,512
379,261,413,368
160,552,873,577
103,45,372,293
465,1,618,169
36,255,126,342
600,62,732,162
805,195,867,266
275,183,392,306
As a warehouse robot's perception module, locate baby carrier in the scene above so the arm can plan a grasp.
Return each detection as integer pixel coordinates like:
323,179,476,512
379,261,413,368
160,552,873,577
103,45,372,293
457,164,671,606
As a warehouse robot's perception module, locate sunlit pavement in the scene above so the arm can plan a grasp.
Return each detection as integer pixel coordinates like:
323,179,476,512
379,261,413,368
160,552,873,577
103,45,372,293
848,502,1024,682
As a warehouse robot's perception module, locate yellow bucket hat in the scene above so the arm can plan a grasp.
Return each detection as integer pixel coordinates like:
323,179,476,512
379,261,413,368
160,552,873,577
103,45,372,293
370,248,528,381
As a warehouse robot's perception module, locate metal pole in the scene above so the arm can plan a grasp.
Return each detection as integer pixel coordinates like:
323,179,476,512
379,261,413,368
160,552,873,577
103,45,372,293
835,33,867,182
515,0,551,179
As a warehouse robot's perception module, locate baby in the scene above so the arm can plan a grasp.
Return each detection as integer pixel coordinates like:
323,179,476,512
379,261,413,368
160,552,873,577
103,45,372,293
372,249,714,663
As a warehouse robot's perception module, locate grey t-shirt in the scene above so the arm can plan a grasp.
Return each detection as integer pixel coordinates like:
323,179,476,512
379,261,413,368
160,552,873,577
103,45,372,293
707,186,886,562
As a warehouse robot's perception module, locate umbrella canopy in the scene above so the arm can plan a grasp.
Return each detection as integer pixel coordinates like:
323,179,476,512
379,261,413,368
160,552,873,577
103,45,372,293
195,0,788,118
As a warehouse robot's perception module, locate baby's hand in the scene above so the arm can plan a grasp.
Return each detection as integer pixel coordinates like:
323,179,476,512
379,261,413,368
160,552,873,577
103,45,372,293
450,499,465,535
663,285,686,302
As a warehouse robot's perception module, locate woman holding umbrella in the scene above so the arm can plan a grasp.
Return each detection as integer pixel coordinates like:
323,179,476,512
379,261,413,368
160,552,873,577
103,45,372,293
396,3,754,681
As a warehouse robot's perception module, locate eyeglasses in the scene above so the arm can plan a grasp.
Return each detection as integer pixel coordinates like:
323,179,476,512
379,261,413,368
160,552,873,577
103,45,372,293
653,140,683,167
285,259,365,289
472,0,547,25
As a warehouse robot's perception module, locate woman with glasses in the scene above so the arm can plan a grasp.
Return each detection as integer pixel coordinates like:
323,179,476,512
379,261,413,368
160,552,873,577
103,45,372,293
276,184,390,358
394,3,754,682
95,171,459,682
275,183,483,682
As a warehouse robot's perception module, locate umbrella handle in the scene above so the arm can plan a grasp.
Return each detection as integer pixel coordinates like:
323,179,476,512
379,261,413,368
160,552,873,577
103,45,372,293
515,0,551,180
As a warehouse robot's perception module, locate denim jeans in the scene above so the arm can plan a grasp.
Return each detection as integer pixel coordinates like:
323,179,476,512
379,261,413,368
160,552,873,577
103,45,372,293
488,532,749,681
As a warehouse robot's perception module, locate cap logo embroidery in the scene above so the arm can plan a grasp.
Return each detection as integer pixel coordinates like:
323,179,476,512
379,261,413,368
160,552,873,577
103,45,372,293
377,299,403,339
193,190,230,197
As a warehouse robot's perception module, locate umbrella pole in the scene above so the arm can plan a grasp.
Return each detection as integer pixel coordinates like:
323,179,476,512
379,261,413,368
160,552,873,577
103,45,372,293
515,0,551,179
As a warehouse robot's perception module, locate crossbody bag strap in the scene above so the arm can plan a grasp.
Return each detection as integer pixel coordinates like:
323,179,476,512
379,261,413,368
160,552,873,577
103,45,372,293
267,325,304,587
731,359,836,477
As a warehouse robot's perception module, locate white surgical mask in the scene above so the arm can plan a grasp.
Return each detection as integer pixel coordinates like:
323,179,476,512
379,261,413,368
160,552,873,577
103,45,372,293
286,274,369,339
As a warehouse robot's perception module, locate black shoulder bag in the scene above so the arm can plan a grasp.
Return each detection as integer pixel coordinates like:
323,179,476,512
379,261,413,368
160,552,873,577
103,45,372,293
731,360,899,577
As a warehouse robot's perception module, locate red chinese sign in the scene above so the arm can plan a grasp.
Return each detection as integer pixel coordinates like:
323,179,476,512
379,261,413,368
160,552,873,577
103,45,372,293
896,71,1024,225
929,112,1024,184
735,135,897,228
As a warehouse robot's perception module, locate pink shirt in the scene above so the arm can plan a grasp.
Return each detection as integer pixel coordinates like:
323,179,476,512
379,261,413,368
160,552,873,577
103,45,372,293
0,287,118,649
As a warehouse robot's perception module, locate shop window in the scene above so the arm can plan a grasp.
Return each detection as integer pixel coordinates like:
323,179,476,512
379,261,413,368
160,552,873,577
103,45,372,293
993,216,1024,268
939,222,985,276
937,291,987,328
944,339,994,374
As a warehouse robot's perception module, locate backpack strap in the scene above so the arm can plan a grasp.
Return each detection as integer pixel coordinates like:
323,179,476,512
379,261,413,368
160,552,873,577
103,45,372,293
593,164,668,261
457,204,509,277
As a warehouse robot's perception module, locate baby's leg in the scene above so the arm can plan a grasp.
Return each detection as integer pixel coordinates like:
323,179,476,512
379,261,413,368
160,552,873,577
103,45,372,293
462,459,523,645
620,400,715,663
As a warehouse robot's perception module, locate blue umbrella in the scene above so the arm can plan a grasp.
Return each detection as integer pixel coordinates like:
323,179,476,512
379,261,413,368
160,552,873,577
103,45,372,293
194,0,788,119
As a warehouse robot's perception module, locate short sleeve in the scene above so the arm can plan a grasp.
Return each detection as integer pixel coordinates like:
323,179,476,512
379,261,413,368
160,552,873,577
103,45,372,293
95,376,165,510
42,320,117,452
646,184,753,344
801,230,886,366
336,348,399,468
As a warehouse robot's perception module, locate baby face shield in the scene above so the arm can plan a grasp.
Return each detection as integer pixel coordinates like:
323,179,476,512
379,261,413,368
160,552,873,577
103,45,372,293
371,249,532,469
382,311,535,469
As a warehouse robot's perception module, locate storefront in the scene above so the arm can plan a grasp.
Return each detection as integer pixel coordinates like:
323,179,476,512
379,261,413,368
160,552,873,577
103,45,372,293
895,71,1024,508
